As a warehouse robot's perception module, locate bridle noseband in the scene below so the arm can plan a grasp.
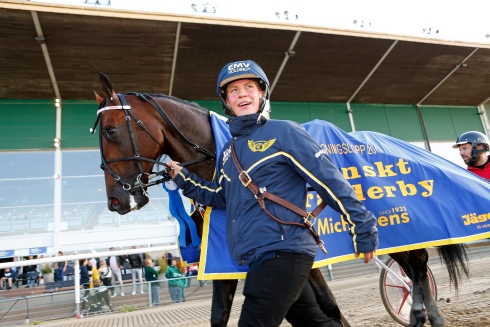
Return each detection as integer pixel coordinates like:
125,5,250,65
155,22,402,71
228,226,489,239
91,93,216,195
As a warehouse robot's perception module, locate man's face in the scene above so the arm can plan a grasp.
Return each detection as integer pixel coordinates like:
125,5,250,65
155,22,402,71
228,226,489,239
458,143,473,165
225,79,264,116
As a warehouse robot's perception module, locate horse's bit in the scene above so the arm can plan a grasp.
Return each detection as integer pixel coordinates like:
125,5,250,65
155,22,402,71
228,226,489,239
91,93,216,195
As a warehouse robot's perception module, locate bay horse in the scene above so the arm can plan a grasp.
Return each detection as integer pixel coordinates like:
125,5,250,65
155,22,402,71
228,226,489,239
93,73,468,327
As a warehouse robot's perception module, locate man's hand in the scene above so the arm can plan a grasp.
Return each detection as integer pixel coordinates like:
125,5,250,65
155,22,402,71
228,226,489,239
166,161,182,179
355,251,376,264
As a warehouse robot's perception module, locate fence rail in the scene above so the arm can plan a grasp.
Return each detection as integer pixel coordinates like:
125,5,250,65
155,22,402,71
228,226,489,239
0,245,179,315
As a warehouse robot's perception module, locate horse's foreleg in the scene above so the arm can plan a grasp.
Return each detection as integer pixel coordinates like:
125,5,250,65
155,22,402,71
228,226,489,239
308,268,351,327
210,279,238,327
410,284,426,327
423,277,445,327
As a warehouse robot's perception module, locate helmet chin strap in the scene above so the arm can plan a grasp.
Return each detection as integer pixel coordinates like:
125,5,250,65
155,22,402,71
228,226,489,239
256,100,270,124
471,147,487,165
256,84,271,124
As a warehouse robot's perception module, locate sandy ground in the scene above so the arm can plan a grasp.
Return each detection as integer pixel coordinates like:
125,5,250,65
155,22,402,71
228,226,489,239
328,248,490,327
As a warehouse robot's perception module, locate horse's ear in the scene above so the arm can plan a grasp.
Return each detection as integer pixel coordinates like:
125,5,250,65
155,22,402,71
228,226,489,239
94,91,104,105
99,72,115,101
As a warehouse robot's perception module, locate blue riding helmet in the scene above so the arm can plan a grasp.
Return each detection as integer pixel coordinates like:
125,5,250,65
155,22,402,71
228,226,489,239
217,60,270,117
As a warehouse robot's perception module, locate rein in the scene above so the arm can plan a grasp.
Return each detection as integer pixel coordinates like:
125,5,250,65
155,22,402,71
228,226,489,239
91,93,216,194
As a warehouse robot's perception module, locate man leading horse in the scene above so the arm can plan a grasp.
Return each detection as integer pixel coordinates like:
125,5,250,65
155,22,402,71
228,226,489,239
166,60,379,327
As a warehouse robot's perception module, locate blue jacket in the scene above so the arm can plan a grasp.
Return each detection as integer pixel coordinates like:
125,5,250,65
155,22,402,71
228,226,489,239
174,113,378,266
80,265,90,286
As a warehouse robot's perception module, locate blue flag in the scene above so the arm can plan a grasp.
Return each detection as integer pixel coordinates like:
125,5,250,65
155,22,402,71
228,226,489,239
162,181,201,264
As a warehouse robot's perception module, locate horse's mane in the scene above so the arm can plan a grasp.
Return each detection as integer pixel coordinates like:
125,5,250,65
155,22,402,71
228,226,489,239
139,93,212,117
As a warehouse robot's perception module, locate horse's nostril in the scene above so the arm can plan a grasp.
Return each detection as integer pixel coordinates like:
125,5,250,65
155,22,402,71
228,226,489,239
111,198,120,206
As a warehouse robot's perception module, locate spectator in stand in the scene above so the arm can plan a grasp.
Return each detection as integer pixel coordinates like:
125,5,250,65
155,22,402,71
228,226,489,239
144,258,160,307
128,246,144,295
86,255,94,288
80,259,90,311
140,245,151,263
51,254,58,282
90,261,100,289
185,263,199,287
25,256,38,288
0,268,16,290
98,260,113,295
175,258,187,302
106,247,125,297
164,251,172,266
89,250,100,269
10,257,21,288
57,251,67,282
165,259,186,303
80,258,90,288
157,254,169,274
65,252,77,281
36,254,45,286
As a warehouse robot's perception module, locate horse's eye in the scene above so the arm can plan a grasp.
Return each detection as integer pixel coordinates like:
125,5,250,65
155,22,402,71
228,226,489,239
104,127,117,137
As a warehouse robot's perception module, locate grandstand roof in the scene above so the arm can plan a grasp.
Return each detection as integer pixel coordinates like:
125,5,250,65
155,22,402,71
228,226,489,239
2,0,490,106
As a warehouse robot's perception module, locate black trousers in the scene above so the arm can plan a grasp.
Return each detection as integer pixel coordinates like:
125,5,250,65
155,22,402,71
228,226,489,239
102,277,113,295
238,252,342,327
81,284,90,310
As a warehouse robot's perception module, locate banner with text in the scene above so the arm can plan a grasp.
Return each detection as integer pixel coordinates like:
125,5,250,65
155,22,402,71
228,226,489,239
198,113,490,280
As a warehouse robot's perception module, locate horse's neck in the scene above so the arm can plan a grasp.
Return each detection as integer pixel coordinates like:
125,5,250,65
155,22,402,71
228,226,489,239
160,101,216,181
168,132,216,182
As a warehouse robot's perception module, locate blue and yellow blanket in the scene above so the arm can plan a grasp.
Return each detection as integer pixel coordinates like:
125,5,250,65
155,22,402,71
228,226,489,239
165,112,490,280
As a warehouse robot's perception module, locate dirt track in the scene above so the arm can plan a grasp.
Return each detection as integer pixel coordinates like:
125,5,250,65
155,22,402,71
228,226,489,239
37,244,489,327
328,244,490,327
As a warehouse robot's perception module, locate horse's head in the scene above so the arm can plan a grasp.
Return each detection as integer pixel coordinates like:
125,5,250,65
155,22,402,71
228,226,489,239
94,73,164,214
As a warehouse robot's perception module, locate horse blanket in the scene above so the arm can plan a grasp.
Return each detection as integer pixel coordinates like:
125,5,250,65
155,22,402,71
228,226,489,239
170,112,490,279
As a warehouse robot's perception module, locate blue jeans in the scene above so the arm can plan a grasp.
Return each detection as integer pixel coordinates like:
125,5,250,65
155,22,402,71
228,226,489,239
168,285,182,303
150,283,160,306
185,270,197,287
57,267,64,282
26,271,37,286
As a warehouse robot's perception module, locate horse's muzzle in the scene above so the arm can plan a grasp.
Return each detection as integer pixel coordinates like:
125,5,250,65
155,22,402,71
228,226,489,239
107,189,149,214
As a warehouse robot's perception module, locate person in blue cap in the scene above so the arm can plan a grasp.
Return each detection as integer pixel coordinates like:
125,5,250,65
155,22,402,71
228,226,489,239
166,60,378,327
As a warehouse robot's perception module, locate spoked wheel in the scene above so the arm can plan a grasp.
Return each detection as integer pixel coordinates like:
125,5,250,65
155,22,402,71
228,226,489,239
379,257,437,326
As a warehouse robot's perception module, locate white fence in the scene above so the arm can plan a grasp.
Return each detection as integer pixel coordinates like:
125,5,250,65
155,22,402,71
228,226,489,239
0,245,178,314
